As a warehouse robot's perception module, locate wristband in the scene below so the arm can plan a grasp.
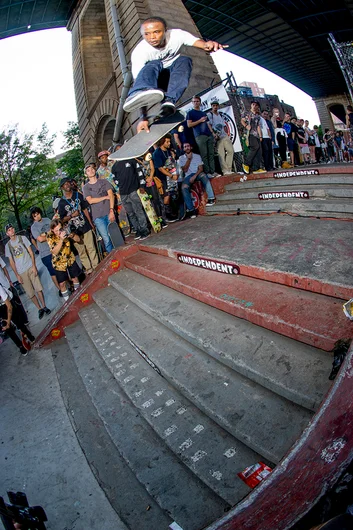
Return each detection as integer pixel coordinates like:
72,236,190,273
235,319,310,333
110,208,114,211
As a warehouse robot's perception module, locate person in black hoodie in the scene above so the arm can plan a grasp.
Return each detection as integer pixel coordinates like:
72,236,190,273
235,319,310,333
111,158,150,240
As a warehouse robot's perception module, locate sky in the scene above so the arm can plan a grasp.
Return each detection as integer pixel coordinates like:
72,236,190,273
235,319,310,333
0,28,320,155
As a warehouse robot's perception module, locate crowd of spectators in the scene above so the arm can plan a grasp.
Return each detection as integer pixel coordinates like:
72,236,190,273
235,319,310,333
241,102,353,175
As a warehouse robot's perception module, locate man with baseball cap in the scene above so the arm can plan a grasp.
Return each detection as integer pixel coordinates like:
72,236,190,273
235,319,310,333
57,177,98,274
5,223,51,320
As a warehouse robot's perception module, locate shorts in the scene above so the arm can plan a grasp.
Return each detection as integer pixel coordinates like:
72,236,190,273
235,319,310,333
287,138,295,152
300,144,310,154
41,254,56,276
21,267,43,298
55,261,82,284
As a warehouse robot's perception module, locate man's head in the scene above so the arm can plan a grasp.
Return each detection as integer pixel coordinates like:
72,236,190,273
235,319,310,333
50,218,63,237
141,17,167,48
211,101,220,113
30,206,43,221
5,223,15,238
305,120,309,126
273,107,280,117
183,142,192,154
85,164,97,180
192,95,201,110
98,150,110,165
60,177,72,193
158,133,171,149
347,105,353,112
298,118,304,126
290,117,297,124
262,110,269,120
250,101,260,113
313,125,319,131
284,112,291,122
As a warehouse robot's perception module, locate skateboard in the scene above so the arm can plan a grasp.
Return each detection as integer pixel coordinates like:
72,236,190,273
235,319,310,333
116,194,131,237
137,189,162,233
92,230,104,261
21,331,32,351
108,111,185,162
108,221,125,248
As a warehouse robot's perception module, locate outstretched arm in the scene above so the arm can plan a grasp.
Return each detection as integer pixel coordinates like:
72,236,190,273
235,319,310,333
193,39,228,52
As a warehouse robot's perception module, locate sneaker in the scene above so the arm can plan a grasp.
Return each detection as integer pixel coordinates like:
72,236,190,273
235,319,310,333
253,169,267,174
134,232,142,240
242,164,250,174
38,308,44,320
20,345,28,356
207,173,216,179
166,217,178,223
139,232,150,241
43,307,51,315
186,209,197,219
160,100,176,117
206,199,216,206
161,221,168,228
212,172,221,177
123,89,164,113
243,175,247,181
58,290,63,297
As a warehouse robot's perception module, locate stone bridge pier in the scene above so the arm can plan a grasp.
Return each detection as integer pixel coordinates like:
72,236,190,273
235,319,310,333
68,0,221,163
314,93,352,131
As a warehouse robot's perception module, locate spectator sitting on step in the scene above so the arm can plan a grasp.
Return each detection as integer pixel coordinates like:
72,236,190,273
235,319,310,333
57,177,99,275
187,95,220,178
179,142,216,219
122,16,226,133
207,100,234,175
241,101,266,175
46,220,82,301
82,164,115,253
0,283,35,356
111,157,150,241
30,206,62,295
5,223,51,321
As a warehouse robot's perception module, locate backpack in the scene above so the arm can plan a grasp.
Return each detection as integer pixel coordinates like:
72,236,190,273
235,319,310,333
6,235,30,260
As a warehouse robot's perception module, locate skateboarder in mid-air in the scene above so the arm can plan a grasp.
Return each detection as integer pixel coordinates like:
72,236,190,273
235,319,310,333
123,16,227,132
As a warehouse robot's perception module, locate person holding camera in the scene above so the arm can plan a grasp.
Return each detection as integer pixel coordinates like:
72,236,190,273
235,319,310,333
0,283,35,356
46,219,82,301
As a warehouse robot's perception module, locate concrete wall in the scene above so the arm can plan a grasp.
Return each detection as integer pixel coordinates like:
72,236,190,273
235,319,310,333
68,0,221,163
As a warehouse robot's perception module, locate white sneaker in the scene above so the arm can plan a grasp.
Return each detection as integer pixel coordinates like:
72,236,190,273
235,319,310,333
123,89,164,113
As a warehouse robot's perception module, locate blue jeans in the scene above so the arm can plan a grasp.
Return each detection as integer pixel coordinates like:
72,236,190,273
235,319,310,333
182,172,215,211
94,215,113,253
128,56,193,104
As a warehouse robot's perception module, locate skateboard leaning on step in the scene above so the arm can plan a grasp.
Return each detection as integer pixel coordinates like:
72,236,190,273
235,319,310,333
137,189,162,233
108,111,185,162
108,221,125,248
116,193,131,237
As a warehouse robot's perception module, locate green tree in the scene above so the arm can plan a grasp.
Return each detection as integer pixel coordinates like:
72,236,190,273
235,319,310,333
0,124,56,230
56,122,84,182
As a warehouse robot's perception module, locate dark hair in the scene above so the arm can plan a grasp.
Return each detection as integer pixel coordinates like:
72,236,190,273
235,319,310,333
347,105,353,111
141,17,167,30
325,128,329,133
50,219,62,231
157,133,172,147
250,101,259,106
30,206,43,219
192,95,201,102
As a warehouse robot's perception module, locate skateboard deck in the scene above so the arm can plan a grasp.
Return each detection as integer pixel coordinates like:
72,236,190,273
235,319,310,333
137,189,162,233
108,111,185,162
21,331,32,351
108,221,125,248
116,194,131,237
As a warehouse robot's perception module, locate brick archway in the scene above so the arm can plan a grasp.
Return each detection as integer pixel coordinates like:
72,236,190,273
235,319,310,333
91,98,119,156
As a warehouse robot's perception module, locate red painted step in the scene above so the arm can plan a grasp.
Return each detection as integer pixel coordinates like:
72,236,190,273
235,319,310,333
125,251,351,351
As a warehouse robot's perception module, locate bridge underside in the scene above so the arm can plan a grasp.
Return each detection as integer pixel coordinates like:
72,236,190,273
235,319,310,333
1,0,352,99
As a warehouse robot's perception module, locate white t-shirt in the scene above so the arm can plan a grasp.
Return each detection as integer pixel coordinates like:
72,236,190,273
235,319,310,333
207,112,227,138
131,29,198,78
179,153,203,177
260,117,271,139
0,256,10,289
5,235,32,274
0,283,12,305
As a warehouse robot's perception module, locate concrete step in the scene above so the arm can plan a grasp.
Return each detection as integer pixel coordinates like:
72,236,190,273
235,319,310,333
65,319,228,530
224,174,353,193
93,286,313,464
109,269,332,411
75,305,262,507
124,251,350,351
207,198,353,218
219,186,353,202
